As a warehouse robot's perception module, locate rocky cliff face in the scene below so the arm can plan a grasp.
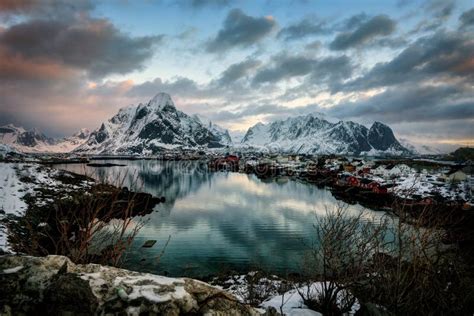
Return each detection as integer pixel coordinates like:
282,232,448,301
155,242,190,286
367,121,406,152
0,255,266,315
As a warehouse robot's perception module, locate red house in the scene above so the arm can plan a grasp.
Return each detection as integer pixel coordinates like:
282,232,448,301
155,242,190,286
348,176,359,187
225,155,240,163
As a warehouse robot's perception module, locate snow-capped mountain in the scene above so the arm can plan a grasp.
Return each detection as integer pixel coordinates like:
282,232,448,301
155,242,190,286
240,114,410,155
76,93,232,154
0,124,90,153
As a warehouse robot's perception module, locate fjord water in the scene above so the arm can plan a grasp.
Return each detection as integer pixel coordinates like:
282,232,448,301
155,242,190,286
54,160,379,277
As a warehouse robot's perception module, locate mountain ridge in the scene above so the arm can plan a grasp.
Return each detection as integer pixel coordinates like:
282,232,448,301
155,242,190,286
240,114,410,155
0,124,90,153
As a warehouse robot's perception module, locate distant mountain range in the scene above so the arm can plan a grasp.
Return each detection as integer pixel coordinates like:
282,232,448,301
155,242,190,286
0,124,90,153
240,114,410,155
1,92,435,156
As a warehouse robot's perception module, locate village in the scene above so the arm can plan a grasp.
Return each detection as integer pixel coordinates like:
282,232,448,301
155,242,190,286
1,146,473,210
208,152,474,210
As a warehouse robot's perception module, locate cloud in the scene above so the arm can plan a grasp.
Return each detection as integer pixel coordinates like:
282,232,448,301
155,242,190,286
253,55,313,84
206,9,277,52
217,59,261,86
459,7,474,29
424,0,455,20
0,0,165,136
340,13,369,30
277,18,327,41
342,30,474,91
126,77,201,99
0,0,37,13
330,15,396,50
0,18,163,78
253,54,353,86
327,84,474,124
0,0,94,19
189,0,230,8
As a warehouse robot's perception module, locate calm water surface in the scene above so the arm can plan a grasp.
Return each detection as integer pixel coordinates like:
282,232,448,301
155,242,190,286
54,160,383,277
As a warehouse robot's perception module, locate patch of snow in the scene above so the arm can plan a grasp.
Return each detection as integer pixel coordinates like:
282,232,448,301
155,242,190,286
2,265,24,274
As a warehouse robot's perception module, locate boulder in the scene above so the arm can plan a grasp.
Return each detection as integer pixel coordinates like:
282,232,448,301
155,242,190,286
0,255,266,315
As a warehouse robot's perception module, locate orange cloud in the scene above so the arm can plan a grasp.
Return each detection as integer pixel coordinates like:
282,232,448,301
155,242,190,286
0,49,78,81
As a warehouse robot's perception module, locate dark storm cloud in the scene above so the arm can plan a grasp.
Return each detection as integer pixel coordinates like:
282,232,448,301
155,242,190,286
342,30,474,91
206,9,277,52
253,54,353,86
217,59,262,86
459,7,474,29
277,18,327,41
327,84,474,123
329,15,396,50
0,18,163,78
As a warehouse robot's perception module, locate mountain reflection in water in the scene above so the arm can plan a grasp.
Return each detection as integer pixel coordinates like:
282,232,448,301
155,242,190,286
54,160,381,277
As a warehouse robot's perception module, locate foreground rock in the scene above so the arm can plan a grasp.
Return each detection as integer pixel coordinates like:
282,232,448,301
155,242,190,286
0,255,269,315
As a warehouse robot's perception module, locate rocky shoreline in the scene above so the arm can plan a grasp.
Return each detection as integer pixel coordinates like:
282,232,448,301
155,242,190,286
0,255,272,315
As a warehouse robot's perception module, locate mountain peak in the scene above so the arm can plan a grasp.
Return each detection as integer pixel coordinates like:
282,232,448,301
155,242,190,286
75,93,232,154
371,121,388,128
148,92,175,110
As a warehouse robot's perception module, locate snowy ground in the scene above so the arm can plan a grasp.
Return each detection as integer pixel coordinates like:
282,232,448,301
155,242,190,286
0,163,94,251
388,173,471,201
210,272,359,315
0,164,28,250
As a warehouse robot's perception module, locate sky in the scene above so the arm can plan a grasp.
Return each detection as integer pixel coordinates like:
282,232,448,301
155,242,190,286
0,0,472,150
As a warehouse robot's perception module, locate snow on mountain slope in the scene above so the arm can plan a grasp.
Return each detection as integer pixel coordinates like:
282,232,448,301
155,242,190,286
76,93,232,155
194,115,233,146
240,114,410,155
0,124,89,153
399,138,446,155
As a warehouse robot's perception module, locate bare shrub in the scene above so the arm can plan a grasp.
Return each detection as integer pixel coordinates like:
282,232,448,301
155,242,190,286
359,199,473,315
301,201,474,315
299,204,388,315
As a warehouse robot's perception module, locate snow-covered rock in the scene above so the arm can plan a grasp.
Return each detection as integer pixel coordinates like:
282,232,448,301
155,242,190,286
0,144,20,158
240,114,410,155
0,255,264,315
76,93,233,155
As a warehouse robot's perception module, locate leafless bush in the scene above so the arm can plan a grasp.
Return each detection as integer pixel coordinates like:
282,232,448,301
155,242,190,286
299,204,388,315
301,201,474,315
